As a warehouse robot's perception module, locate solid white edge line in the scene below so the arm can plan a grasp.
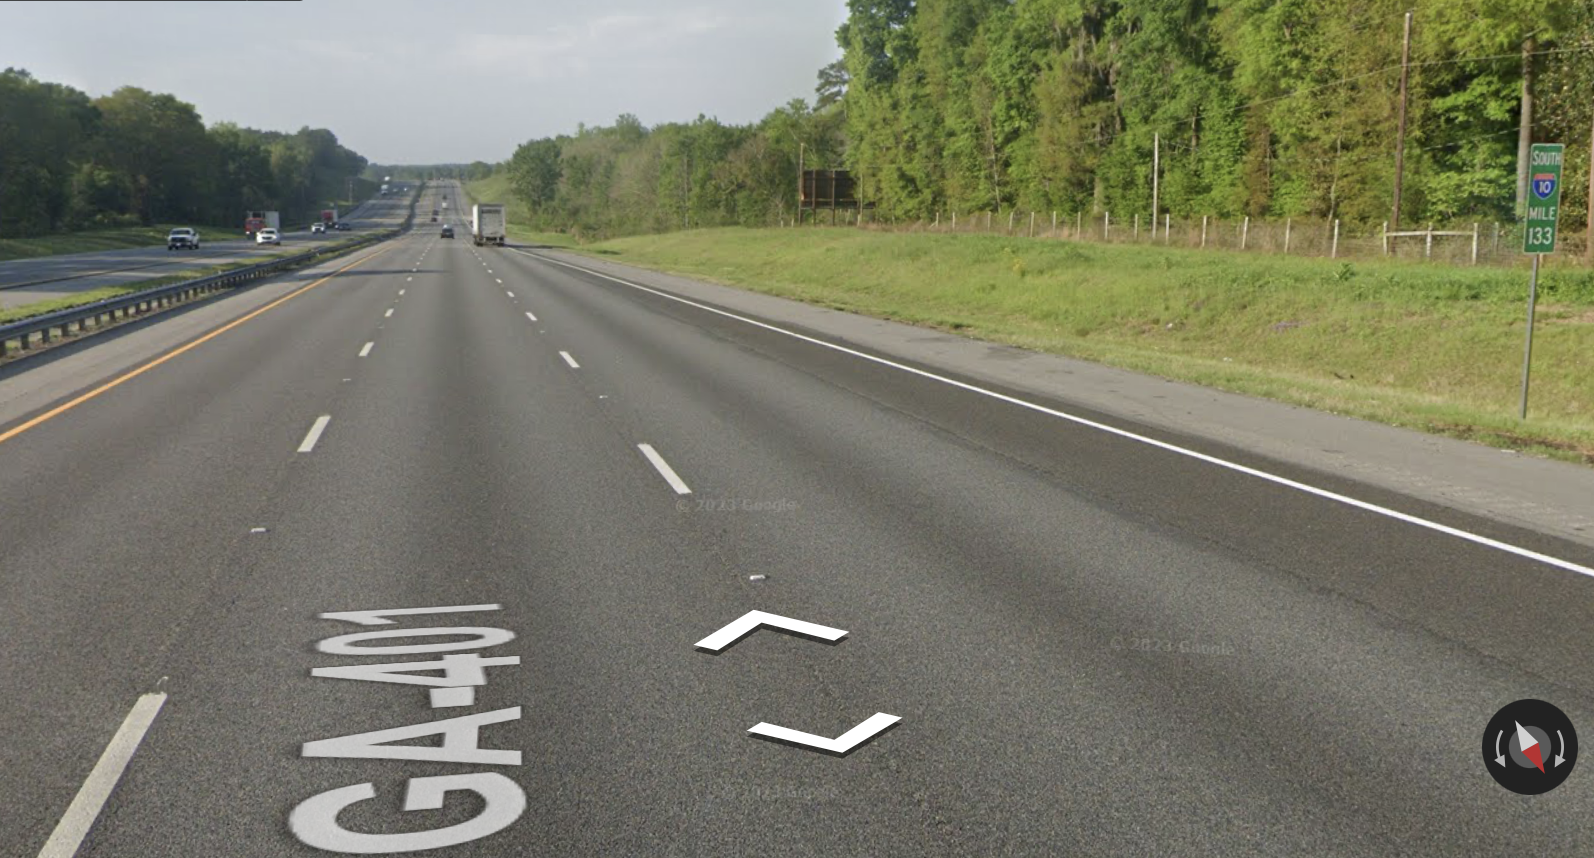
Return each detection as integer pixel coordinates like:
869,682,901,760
298,415,332,453
37,693,167,858
519,249,1594,580
559,351,580,369
358,342,373,358
638,443,691,495
525,311,537,322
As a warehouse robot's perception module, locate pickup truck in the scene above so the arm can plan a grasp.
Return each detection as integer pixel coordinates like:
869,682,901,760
167,228,201,250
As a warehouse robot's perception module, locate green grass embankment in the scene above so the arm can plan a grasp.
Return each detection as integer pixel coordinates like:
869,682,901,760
535,226,1594,463
0,223,246,262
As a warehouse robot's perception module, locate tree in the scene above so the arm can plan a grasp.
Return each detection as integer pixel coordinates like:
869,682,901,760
508,138,563,211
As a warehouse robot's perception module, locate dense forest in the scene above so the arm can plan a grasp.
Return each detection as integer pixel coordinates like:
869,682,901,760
489,0,1593,241
0,68,371,236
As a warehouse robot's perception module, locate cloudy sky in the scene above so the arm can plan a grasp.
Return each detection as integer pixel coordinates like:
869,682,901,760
0,0,848,165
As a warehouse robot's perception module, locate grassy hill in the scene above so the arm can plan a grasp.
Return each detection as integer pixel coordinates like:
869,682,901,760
538,226,1594,463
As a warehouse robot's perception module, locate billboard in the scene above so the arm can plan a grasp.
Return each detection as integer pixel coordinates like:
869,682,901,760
799,170,871,211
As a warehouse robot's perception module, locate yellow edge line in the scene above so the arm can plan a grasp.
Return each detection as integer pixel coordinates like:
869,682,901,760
0,243,395,446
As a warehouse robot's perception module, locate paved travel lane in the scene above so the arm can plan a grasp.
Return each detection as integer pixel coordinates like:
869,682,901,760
1,210,1591,856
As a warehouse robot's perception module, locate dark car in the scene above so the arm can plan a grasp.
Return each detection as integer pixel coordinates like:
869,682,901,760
441,225,454,238
334,222,351,231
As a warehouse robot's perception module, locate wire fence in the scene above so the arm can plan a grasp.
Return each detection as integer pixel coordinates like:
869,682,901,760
782,208,1593,268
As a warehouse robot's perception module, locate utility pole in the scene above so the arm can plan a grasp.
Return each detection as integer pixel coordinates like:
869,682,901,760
1587,111,1593,263
1516,35,1536,216
1152,132,1160,239
797,142,805,228
1391,10,1413,252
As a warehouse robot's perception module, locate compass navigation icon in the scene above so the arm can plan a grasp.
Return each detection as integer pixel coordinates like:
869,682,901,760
1483,699,1578,795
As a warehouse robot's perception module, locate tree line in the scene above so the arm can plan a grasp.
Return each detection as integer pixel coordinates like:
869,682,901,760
488,0,1592,241
0,68,371,237
495,106,845,239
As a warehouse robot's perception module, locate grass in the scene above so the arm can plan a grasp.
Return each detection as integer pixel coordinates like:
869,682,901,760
0,188,380,262
0,223,246,262
0,232,371,325
534,225,1594,464
0,261,252,325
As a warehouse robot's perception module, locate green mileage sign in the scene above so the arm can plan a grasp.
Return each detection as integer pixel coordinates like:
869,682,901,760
1523,143,1564,254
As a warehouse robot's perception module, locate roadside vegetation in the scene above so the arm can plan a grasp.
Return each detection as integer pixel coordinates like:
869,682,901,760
536,225,1594,463
0,233,370,325
0,223,239,262
0,261,260,326
0,69,371,241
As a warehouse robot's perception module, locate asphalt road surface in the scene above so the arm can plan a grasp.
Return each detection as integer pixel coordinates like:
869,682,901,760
2,182,1591,856
0,195,412,309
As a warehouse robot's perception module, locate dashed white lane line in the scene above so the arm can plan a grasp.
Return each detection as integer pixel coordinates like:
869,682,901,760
496,279,504,284
638,443,691,495
384,308,394,318
525,311,538,322
36,693,168,858
298,415,332,453
523,250,1594,580
399,289,406,296
559,351,580,369
507,291,515,298
359,342,374,358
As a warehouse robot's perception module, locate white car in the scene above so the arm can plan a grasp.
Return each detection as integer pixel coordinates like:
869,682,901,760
310,222,326,234
256,228,281,245
167,228,200,250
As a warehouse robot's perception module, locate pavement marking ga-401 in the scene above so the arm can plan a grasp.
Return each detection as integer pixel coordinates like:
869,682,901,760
292,604,525,854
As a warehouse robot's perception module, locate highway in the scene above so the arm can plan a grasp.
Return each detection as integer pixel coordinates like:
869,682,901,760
0,196,407,309
2,181,1592,856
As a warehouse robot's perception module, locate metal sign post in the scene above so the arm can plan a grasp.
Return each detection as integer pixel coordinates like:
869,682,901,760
1519,142,1563,419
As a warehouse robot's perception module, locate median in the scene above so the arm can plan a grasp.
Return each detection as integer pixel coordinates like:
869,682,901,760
0,231,390,360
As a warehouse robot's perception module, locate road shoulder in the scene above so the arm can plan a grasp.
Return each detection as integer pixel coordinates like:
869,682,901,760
526,246,1594,551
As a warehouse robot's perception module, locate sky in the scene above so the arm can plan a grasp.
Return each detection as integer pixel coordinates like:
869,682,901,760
0,0,849,165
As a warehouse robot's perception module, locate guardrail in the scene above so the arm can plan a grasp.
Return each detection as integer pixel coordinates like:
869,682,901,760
1,225,404,359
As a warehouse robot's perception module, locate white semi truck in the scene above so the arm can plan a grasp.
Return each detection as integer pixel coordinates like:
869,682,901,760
472,204,506,246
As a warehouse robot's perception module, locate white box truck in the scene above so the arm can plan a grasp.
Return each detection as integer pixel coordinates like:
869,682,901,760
472,204,507,246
